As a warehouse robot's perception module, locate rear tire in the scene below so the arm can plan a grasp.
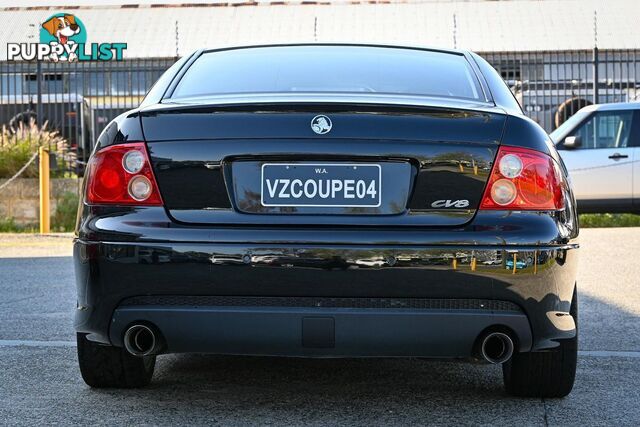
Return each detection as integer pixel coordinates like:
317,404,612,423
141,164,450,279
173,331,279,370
77,333,155,388
502,286,578,398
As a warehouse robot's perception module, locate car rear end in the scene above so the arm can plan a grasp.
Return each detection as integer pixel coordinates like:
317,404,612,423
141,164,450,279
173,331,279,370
74,45,579,396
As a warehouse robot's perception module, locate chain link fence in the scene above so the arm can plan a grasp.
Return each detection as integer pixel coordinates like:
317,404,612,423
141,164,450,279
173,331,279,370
1,49,640,176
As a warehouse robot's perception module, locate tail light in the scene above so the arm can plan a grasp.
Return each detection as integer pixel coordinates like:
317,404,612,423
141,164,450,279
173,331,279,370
480,146,565,210
85,142,163,205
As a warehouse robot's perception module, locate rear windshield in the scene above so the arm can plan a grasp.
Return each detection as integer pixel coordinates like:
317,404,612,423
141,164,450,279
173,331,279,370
170,46,484,101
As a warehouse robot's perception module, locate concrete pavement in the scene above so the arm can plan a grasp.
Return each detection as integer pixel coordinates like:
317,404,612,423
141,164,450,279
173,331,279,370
0,229,638,425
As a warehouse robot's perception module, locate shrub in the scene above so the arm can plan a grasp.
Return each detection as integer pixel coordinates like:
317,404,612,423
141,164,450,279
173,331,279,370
52,191,80,232
0,119,75,179
579,213,640,228
0,217,37,232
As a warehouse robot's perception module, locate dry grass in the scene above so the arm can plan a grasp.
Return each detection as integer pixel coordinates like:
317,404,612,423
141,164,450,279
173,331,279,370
0,119,75,178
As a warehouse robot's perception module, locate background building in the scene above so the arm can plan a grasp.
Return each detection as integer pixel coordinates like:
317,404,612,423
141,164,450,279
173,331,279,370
1,0,639,172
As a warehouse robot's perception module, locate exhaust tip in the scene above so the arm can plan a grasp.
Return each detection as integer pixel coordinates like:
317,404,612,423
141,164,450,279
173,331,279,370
124,324,159,357
480,332,514,364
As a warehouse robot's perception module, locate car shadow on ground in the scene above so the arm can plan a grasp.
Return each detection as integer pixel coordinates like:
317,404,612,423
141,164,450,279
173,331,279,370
77,293,639,425
92,355,537,425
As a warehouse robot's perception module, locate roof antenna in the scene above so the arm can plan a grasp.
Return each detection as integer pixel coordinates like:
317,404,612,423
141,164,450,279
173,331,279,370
452,13,457,49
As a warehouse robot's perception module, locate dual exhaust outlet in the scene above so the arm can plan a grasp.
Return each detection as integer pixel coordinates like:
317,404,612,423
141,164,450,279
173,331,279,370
123,323,514,363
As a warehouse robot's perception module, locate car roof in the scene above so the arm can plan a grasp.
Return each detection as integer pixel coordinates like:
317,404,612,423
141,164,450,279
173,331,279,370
199,43,468,56
583,102,640,112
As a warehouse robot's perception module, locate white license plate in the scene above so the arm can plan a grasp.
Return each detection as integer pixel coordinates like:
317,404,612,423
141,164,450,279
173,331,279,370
261,163,382,207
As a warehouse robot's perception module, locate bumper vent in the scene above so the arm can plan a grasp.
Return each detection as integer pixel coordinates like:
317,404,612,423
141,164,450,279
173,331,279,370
121,296,522,312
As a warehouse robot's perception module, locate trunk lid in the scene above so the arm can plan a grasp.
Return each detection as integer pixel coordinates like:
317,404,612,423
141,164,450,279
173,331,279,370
141,102,506,227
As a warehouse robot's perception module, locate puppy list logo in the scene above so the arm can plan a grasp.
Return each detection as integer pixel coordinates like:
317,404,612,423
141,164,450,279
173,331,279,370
7,13,127,62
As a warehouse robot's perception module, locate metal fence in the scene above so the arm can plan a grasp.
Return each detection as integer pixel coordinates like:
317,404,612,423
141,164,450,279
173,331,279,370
0,58,175,175
1,48,640,175
482,49,640,131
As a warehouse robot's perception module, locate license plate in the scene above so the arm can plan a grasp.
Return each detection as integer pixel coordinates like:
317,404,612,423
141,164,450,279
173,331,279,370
261,163,382,207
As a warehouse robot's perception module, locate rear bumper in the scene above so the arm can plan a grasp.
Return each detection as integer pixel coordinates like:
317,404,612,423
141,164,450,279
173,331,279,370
110,300,532,357
74,225,578,355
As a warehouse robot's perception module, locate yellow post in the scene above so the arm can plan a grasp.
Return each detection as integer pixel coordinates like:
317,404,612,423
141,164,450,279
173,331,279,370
39,146,50,234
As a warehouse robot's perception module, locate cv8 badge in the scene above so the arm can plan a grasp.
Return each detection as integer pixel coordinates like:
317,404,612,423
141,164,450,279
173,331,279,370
431,199,470,208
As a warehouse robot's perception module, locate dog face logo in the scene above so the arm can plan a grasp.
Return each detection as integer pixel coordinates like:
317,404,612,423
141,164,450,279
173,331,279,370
311,115,332,135
40,13,86,62
42,15,80,45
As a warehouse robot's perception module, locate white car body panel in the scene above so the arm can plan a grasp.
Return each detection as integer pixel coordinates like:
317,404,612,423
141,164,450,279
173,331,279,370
634,147,639,201
551,102,640,210
560,147,633,200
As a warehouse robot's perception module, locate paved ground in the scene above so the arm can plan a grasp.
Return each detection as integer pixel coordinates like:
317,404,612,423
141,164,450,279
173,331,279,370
0,229,639,426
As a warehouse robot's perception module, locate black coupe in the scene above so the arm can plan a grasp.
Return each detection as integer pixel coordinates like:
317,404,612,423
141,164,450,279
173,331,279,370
74,44,579,397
